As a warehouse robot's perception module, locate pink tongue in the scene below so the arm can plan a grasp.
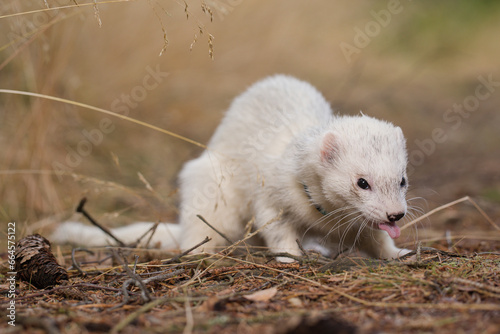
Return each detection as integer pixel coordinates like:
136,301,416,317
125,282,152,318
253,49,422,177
379,222,401,239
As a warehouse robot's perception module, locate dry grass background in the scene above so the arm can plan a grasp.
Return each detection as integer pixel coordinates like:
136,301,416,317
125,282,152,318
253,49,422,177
1,0,499,227
1,1,500,333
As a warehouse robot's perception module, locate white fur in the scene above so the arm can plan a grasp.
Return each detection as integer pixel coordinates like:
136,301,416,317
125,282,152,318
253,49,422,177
51,221,181,249
52,75,411,261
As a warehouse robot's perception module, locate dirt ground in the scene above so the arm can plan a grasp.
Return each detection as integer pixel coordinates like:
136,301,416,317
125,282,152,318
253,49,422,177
1,0,500,333
1,235,500,334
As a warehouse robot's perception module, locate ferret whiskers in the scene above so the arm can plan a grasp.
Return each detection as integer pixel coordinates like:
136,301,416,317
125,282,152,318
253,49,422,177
301,204,355,241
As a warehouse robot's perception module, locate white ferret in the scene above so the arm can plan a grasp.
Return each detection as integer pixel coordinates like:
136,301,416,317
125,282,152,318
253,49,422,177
52,75,411,261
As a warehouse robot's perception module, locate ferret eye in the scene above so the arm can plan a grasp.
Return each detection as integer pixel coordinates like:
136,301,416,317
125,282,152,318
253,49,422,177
357,178,370,190
400,177,407,187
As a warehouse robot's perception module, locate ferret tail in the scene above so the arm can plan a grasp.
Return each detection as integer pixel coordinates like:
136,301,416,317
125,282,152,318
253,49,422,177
50,221,181,249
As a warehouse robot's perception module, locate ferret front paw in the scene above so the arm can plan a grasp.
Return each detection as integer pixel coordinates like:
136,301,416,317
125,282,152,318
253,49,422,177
275,255,297,263
390,248,412,259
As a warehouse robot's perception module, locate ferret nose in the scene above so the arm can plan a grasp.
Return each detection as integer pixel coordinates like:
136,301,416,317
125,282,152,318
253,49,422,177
387,212,405,222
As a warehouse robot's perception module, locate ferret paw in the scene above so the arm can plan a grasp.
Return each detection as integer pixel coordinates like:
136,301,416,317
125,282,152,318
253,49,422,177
390,248,412,259
398,248,412,257
275,256,297,263
380,247,412,260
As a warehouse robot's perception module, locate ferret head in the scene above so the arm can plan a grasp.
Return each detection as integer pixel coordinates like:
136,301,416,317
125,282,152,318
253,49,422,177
318,115,408,239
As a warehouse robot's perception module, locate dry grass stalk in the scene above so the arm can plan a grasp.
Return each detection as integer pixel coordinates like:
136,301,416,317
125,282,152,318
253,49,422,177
402,196,499,232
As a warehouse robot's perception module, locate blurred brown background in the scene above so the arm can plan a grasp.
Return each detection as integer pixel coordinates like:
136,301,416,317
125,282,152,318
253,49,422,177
1,0,499,241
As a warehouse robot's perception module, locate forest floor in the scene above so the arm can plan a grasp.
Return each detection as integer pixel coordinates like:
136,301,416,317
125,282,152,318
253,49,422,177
1,200,499,334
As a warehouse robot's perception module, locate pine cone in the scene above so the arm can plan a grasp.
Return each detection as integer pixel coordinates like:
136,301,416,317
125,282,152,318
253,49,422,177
15,234,68,289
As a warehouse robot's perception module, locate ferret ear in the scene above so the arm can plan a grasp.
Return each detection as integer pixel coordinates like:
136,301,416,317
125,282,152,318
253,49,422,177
395,126,406,144
321,132,338,162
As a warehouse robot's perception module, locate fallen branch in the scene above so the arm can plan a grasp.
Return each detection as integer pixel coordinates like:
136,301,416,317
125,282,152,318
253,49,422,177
197,215,234,244
162,236,211,264
76,197,126,247
112,250,152,303
71,247,95,275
